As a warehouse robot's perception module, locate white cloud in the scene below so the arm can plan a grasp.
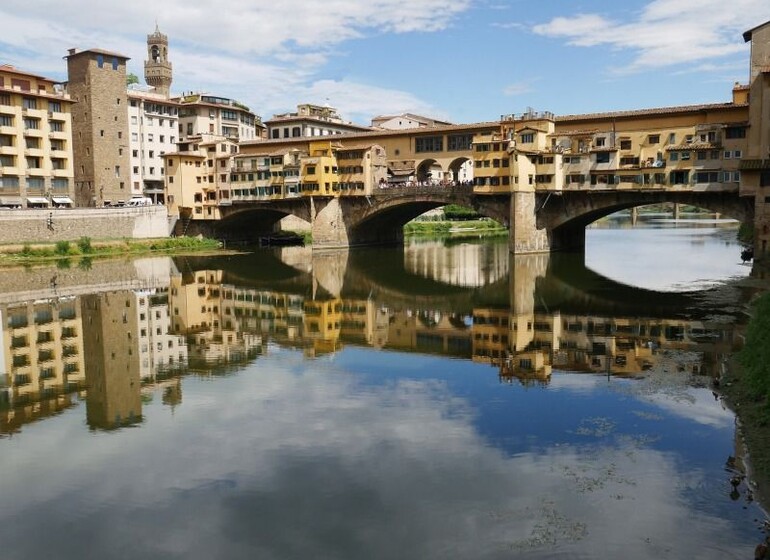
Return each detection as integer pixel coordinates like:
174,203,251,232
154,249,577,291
0,0,471,123
0,353,753,558
533,0,770,72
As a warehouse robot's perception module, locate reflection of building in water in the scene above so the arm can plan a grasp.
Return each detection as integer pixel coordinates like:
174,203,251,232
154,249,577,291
170,271,263,367
404,240,509,287
339,300,390,349
303,298,342,356
135,289,187,379
81,292,142,430
0,298,87,434
471,307,738,380
386,310,471,356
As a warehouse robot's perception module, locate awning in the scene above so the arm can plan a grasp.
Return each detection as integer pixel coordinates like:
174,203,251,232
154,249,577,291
52,196,74,205
388,160,416,176
26,197,49,205
0,196,22,206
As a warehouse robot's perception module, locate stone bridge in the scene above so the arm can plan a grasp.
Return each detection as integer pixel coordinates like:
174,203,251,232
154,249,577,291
184,185,753,254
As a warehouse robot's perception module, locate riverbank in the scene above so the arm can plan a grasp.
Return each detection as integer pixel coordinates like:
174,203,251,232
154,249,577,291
404,219,507,238
0,237,222,266
720,292,770,520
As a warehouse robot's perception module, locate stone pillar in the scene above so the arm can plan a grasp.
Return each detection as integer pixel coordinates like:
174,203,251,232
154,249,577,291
311,198,350,249
509,191,550,254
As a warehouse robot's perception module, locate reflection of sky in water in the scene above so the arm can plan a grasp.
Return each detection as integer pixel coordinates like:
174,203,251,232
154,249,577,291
0,347,760,559
585,223,749,292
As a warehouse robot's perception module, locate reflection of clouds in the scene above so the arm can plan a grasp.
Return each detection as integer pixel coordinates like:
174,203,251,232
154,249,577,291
585,227,749,292
0,351,754,559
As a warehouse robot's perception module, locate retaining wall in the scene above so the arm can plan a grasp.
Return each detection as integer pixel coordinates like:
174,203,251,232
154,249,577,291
0,206,171,245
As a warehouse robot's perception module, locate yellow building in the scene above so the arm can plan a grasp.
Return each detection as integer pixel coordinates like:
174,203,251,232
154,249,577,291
0,64,75,208
164,134,238,221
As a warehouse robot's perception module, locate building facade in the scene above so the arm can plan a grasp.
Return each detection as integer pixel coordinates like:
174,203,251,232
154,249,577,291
128,86,179,202
266,103,370,139
66,48,131,207
0,64,75,208
174,93,262,144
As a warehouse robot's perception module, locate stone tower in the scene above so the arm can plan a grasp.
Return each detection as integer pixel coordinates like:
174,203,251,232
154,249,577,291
66,48,131,207
144,24,172,98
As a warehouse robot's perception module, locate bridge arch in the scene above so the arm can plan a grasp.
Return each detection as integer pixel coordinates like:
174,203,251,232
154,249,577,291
340,185,510,246
416,159,443,183
186,202,312,241
448,157,473,184
538,191,754,251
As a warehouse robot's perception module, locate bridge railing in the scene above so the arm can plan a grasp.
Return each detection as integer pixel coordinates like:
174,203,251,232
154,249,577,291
372,181,474,197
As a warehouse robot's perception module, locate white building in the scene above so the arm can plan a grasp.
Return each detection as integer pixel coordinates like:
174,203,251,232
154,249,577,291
127,85,178,202
266,103,370,139
174,93,263,144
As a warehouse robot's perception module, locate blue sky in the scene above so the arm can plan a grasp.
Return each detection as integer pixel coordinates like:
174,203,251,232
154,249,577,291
1,0,769,125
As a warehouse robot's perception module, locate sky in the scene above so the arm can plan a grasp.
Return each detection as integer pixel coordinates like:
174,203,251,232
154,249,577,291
1,0,769,126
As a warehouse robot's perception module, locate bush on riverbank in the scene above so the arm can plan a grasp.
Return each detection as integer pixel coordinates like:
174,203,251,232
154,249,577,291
738,292,770,416
0,237,221,265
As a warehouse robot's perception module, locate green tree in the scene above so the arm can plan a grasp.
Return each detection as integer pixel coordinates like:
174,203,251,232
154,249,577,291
127,73,140,86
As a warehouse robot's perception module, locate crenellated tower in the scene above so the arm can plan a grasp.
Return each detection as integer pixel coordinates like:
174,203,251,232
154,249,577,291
144,24,172,97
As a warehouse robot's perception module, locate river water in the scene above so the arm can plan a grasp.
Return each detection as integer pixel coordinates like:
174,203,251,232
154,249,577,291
0,219,766,559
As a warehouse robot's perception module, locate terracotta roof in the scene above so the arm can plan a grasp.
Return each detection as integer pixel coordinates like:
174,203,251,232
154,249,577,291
65,48,130,60
743,20,770,42
556,102,747,123
240,120,501,148
549,129,598,137
0,64,57,83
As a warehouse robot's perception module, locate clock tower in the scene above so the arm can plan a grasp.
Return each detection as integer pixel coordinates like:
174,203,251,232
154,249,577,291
144,24,172,97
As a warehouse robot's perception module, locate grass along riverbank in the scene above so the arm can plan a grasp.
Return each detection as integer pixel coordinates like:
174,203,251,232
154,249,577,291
404,219,507,237
720,292,770,518
0,237,222,266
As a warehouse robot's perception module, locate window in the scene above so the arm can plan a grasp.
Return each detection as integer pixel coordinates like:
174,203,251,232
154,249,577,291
50,121,63,132
415,136,443,153
115,165,120,178
595,152,610,164
648,134,660,144
620,139,632,150
23,118,39,130
447,133,473,151
595,137,606,147
22,97,37,110
681,151,690,161
724,150,732,159
669,170,689,184
520,132,534,144
668,132,676,144
670,152,679,161
725,126,746,139
112,57,118,70
734,149,742,158
97,54,104,67
0,115,13,126
695,171,720,183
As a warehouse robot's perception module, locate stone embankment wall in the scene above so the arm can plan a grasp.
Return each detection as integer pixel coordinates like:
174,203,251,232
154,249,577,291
0,207,171,245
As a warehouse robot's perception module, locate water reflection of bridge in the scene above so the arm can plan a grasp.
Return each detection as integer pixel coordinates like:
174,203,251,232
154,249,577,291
0,247,749,437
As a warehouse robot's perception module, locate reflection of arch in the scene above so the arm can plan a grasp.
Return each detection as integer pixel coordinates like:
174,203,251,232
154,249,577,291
448,157,472,183
416,159,442,183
